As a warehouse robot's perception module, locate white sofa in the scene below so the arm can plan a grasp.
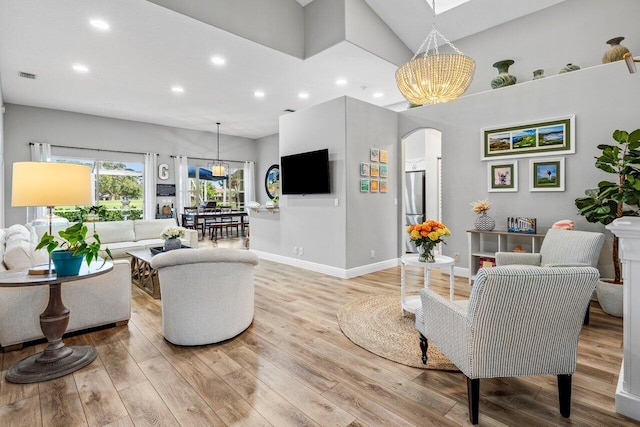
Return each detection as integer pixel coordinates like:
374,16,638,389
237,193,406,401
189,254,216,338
0,224,132,350
32,218,199,258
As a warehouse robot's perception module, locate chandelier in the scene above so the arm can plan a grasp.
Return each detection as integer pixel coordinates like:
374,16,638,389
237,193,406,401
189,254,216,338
210,122,228,177
395,0,475,106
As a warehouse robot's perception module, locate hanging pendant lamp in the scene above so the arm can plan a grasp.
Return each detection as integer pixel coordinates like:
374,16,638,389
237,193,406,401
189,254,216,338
210,122,228,177
395,0,475,106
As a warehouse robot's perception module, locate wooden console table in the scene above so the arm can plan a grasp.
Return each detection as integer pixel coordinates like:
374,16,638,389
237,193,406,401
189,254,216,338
0,260,113,383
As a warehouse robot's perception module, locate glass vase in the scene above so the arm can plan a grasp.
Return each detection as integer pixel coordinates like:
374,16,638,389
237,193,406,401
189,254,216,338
418,242,436,263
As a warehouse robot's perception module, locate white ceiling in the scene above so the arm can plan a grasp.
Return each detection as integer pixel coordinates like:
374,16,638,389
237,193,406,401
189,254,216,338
0,0,565,140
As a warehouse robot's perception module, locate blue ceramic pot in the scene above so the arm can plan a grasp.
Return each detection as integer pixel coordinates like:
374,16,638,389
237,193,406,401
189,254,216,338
51,250,84,276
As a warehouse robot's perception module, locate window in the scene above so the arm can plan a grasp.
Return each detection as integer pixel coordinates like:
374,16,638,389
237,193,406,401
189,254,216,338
51,157,144,221
188,162,245,210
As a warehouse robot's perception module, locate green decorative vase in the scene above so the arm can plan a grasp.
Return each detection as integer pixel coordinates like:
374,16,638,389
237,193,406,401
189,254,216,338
559,63,580,74
51,251,84,276
490,59,517,89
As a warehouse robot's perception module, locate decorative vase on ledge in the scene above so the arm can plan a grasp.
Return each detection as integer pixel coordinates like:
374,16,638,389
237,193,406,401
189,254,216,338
559,63,580,74
490,59,517,89
163,237,182,251
475,212,496,231
602,36,630,64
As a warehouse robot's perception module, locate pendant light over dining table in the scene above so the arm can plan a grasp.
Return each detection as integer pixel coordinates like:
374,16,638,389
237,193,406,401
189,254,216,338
395,0,475,106
210,122,228,177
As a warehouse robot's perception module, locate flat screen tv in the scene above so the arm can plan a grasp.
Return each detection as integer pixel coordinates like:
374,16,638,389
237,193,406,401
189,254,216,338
281,148,330,195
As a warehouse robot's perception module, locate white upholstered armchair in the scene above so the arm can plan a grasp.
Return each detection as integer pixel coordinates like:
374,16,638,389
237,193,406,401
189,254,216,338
150,248,259,346
415,266,600,424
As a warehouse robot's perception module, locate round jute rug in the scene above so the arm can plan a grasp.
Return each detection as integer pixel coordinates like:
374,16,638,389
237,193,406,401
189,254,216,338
337,294,458,371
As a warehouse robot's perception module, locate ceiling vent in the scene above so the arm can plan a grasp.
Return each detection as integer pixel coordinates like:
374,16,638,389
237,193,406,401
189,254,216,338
283,109,296,113
19,71,36,79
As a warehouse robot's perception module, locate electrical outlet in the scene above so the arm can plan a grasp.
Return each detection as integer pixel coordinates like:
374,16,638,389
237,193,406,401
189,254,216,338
334,198,339,207
371,250,375,258
299,247,304,256
454,253,460,262
294,246,298,255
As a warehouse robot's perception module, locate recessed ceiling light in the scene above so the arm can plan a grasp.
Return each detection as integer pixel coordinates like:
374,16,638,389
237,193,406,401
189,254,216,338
254,90,265,98
373,92,384,98
171,86,184,93
211,56,226,65
72,64,89,73
89,19,110,31
335,78,347,86
298,92,309,99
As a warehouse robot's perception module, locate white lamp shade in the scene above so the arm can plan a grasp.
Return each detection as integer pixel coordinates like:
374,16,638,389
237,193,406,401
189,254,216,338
12,162,92,207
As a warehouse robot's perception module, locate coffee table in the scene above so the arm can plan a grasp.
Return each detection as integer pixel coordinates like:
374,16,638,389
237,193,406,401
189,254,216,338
400,254,455,316
0,260,113,383
127,249,161,299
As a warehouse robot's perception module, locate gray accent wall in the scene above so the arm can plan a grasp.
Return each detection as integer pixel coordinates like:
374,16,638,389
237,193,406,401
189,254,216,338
3,104,257,226
251,96,398,275
255,133,280,205
399,62,640,278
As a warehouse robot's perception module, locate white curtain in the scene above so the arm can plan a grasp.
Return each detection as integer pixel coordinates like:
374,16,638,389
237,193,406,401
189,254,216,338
28,143,52,222
143,153,157,219
173,156,189,222
244,161,255,209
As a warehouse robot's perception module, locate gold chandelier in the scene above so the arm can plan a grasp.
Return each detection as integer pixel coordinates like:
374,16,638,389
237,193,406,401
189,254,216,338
210,122,228,177
395,0,475,106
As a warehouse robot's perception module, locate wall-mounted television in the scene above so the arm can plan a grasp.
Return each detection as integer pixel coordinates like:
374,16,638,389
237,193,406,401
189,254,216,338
281,148,330,195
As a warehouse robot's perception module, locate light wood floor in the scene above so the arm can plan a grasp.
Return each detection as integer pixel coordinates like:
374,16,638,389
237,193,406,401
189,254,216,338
0,237,636,426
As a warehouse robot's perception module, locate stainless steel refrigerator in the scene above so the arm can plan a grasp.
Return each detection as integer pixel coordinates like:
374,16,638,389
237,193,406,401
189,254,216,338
405,171,426,253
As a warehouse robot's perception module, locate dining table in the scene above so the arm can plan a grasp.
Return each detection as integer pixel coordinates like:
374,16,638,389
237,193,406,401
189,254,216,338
192,211,248,240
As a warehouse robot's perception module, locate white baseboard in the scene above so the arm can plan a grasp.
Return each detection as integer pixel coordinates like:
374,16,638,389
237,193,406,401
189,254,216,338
616,363,640,421
250,250,398,279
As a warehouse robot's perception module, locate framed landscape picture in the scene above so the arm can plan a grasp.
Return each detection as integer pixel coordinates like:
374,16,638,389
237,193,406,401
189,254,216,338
380,180,388,193
370,164,380,177
487,160,518,192
380,164,388,178
380,150,388,163
529,157,565,192
370,179,379,192
481,115,574,160
360,179,369,192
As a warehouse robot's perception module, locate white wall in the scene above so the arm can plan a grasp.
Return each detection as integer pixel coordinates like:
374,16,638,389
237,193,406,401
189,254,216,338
0,83,4,228
3,104,257,226
255,133,280,205
399,62,640,278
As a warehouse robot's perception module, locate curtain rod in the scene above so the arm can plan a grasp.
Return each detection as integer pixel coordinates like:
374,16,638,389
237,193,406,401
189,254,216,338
29,142,158,156
170,155,244,163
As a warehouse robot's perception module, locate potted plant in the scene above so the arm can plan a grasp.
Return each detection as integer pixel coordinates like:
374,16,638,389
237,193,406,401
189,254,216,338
575,128,640,316
35,222,113,276
161,226,186,251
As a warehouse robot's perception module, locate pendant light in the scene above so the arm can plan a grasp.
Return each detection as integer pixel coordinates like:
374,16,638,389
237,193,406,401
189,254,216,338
395,0,475,106
210,122,228,177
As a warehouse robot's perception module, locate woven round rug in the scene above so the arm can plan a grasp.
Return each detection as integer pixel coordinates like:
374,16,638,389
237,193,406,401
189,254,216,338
337,294,458,370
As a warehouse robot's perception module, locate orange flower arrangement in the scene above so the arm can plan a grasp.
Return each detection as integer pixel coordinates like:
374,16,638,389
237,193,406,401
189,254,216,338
406,220,451,262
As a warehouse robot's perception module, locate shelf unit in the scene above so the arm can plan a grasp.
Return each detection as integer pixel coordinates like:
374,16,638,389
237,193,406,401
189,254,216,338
467,229,545,285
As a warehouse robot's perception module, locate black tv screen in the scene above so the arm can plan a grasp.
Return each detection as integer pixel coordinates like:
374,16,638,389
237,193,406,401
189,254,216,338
281,149,330,195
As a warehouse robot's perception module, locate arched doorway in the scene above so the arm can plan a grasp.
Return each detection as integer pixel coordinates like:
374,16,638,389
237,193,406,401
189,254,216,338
401,128,442,254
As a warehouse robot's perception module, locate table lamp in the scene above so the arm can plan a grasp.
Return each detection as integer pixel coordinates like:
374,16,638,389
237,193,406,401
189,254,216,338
11,162,92,274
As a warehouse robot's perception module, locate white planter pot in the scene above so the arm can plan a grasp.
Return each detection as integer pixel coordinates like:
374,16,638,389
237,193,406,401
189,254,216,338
596,280,623,317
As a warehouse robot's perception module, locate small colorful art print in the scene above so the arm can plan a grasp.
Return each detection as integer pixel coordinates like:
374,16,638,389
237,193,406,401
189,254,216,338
507,217,537,234
379,164,388,178
360,162,369,177
488,161,517,192
370,148,380,162
370,164,380,177
530,157,565,192
380,180,388,193
380,150,388,163
360,179,369,192
481,115,574,160
370,179,379,192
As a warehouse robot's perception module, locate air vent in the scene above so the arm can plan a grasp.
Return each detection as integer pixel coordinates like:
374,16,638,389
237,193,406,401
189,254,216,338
19,71,36,79
283,109,296,113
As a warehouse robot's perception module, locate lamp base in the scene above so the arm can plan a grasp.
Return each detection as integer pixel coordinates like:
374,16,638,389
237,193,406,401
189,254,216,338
28,264,55,276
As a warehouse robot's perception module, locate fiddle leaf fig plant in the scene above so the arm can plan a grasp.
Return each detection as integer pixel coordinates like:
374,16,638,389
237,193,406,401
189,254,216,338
35,222,113,267
575,129,640,284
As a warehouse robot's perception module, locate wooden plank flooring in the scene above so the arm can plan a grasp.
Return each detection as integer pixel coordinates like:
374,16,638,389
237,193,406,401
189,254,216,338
0,237,637,426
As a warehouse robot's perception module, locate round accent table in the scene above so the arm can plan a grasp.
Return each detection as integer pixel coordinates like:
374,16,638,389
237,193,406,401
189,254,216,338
0,260,113,384
400,254,455,316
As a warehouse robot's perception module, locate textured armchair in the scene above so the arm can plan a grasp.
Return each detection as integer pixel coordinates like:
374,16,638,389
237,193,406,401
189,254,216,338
415,266,599,424
495,228,604,267
150,248,259,346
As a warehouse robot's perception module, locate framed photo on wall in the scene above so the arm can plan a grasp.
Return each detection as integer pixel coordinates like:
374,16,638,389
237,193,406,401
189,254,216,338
529,157,565,192
380,164,388,178
370,148,380,162
481,115,575,160
487,160,518,192
360,162,369,177
370,164,380,177
380,150,388,163
370,179,379,192
380,180,388,193
360,179,370,192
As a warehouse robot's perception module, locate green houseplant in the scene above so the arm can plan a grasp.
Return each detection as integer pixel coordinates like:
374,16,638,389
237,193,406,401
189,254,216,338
35,222,113,276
